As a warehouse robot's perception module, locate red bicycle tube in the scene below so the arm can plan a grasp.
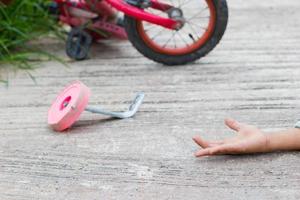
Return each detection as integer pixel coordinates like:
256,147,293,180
150,0,173,12
105,0,178,29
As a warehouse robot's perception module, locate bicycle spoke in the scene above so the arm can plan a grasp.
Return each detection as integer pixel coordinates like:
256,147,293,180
144,23,161,32
193,16,210,19
162,31,177,48
150,27,166,41
178,0,191,8
173,32,178,48
177,31,190,47
187,21,207,31
186,6,208,21
186,22,201,40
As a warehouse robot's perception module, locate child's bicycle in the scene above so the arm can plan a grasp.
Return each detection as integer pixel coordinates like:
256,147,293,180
51,0,228,65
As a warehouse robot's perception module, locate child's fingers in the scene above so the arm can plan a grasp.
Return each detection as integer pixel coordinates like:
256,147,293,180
194,148,212,157
225,118,244,132
207,141,225,146
192,136,211,148
209,144,239,155
193,136,225,148
195,144,239,157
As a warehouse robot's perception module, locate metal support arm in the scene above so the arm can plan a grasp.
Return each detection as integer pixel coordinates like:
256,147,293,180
85,92,145,119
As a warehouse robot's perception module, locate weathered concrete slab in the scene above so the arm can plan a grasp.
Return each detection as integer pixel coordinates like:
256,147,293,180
1,0,300,199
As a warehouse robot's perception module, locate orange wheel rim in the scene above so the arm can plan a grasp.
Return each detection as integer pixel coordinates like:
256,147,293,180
137,0,217,56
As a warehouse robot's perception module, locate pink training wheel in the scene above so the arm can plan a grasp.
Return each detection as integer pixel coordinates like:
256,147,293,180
48,81,145,132
48,81,91,132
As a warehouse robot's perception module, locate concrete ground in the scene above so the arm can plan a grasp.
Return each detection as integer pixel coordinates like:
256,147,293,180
1,0,300,199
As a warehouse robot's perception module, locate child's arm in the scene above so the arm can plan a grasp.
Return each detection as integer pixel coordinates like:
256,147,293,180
193,118,300,157
266,128,300,151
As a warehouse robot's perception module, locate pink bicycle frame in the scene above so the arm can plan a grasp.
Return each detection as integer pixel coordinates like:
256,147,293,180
106,0,178,29
56,0,178,30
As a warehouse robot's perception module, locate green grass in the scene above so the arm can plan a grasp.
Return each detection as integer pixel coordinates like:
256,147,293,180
0,0,64,81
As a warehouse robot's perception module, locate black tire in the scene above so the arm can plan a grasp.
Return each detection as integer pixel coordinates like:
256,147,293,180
124,0,228,65
66,28,92,61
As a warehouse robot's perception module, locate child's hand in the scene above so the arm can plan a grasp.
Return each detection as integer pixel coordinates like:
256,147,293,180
193,118,269,157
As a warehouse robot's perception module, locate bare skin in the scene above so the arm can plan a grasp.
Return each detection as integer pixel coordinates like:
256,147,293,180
193,118,300,157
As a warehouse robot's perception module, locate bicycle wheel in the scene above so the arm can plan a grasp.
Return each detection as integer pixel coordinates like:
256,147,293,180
124,0,228,65
66,28,92,61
